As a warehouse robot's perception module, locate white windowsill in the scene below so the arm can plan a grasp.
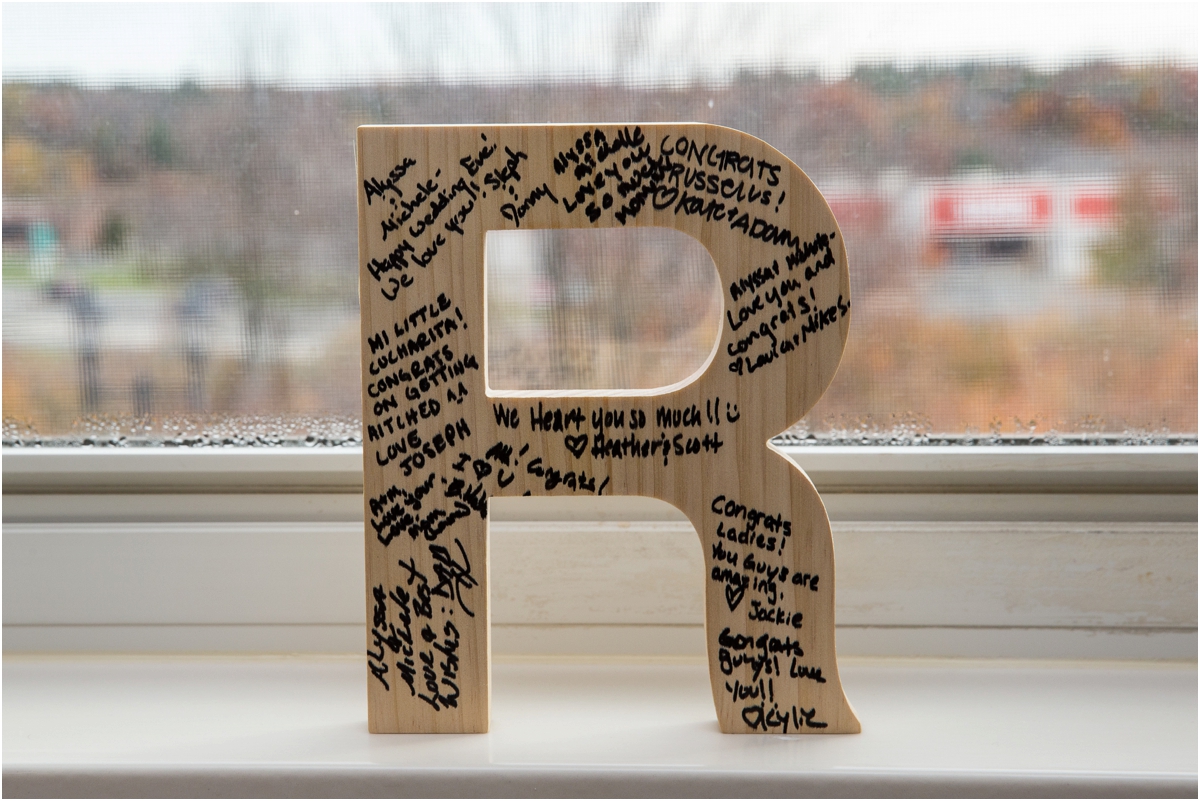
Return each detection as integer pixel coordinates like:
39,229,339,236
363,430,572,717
4,654,1195,797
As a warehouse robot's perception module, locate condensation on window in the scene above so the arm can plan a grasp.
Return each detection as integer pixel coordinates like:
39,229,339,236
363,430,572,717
2,5,1195,446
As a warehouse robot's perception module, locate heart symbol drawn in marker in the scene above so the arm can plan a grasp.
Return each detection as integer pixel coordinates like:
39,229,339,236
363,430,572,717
564,434,588,459
724,581,746,612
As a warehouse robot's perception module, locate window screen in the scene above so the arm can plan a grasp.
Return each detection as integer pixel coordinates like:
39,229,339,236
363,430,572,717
3,4,1195,445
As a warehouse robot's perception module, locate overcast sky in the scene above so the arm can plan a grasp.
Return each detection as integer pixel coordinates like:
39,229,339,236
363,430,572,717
4,3,1196,87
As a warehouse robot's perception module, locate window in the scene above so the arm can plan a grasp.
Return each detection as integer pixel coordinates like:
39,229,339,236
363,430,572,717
4,13,1194,792
4,0,1193,663
2,4,1195,444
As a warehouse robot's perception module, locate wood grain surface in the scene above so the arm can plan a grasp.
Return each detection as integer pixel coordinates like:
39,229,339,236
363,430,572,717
356,124,858,733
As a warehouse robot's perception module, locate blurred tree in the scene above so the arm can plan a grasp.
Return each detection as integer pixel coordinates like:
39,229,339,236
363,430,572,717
1093,174,1166,287
144,119,178,168
2,137,46,194
91,120,134,181
96,213,127,253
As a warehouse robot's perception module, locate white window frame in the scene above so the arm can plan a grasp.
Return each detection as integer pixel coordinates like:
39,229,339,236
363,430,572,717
4,444,1195,661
